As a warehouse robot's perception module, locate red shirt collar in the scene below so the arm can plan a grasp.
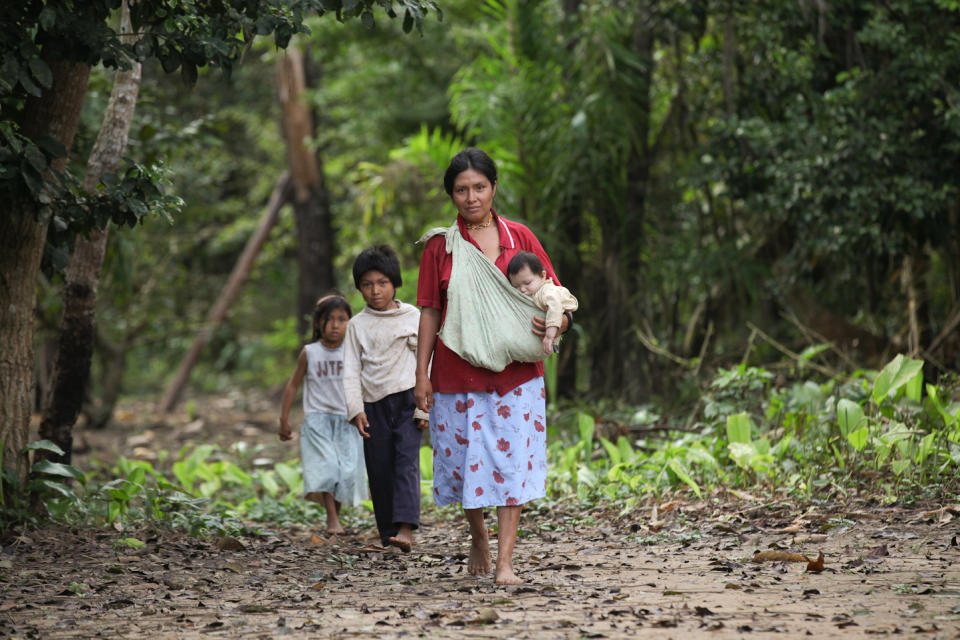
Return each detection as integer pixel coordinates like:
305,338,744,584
456,210,513,250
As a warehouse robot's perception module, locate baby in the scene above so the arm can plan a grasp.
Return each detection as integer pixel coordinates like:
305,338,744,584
507,251,579,354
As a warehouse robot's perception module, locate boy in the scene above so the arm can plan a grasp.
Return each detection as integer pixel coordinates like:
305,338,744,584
507,251,579,355
344,245,429,552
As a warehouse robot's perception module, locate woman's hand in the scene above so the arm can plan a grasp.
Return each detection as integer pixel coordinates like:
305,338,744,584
415,374,434,413
415,307,441,413
532,313,569,336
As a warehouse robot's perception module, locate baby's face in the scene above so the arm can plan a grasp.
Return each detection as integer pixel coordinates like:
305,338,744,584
509,265,547,297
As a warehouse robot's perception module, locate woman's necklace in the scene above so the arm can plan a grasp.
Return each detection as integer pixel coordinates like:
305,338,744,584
465,213,494,230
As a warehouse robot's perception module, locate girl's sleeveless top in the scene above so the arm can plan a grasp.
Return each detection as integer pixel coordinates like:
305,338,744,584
302,342,347,416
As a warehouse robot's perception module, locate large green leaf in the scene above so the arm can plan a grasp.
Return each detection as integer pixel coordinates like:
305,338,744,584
32,459,85,482
871,355,923,405
667,458,701,498
24,440,65,456
726,413,753,444
578,412,595,450
847,426,869,451
837,399,865,437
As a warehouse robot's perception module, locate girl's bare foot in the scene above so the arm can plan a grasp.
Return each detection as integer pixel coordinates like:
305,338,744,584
494,563,522,585
388,524,413,552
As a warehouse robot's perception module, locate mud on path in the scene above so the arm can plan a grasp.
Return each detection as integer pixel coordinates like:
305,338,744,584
4,395,960,638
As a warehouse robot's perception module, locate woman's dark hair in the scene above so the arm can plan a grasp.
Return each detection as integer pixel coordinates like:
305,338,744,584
443,148,498,196
352,244,403,289
507,251,545,277
312,292,352,342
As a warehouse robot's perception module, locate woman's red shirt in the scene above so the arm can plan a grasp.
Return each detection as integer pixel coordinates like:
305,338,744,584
417,213,560,396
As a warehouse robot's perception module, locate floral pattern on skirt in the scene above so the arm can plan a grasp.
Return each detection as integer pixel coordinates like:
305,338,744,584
430,377,547,509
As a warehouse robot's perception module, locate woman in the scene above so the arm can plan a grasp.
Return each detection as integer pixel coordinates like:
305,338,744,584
415,148,570,584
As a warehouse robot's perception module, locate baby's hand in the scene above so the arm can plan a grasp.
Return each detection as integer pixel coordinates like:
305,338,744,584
542,336,554,354
416,419,429,431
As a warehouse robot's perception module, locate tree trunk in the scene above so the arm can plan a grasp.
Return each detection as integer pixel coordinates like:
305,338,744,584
554,0,583,398
0,49,91,484
159,173,292,413
276,45,335,339
38,2,142,464
590,8,654,401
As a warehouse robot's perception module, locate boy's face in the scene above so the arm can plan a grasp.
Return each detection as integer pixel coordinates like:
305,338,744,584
358,270,397,311
508,265,547,297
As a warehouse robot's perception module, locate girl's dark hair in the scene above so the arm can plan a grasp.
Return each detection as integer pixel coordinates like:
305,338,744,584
312,292,352,342
352,244,402,289
443,148,498,196
507,251,545,277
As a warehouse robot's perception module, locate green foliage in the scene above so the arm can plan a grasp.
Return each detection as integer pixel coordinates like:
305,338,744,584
542,354,959,510
5,354,957,538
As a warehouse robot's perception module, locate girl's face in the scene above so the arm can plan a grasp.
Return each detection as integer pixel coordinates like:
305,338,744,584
358,269,397,312
319,308,350,347
452,169,496,225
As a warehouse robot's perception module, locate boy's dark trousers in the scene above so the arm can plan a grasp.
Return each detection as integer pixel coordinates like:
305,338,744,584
362,389,421,545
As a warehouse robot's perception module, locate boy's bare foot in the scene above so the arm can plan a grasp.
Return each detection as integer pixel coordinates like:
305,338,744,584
388,525,413,552
494,564,522,585
325,526,346,535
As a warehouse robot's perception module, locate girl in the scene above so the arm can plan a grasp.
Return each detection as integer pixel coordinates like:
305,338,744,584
279,293,366,534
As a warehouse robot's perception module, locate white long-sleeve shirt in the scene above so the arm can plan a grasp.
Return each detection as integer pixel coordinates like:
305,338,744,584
343,301,429,422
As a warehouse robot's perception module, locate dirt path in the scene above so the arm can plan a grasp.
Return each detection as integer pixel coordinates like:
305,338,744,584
2,498,958,639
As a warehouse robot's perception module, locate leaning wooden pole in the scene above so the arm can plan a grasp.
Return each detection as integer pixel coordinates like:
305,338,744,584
158,173,292,413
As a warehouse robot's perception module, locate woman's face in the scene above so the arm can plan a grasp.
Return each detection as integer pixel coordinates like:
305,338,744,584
451,169,496,224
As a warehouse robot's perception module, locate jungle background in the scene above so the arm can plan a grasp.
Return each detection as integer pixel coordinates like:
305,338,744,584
1,0,960,636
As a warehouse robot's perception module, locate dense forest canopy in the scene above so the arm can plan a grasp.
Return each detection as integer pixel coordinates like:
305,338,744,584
3,0,959,475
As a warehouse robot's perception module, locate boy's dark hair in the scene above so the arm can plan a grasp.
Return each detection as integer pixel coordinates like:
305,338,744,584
443,148,498,196
312,292,353,342
507,251,545,277
352,244,403,289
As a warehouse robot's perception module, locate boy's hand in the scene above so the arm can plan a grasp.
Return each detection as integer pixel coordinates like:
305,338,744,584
278,419,293,441
416,419,429,431
351,413,371,438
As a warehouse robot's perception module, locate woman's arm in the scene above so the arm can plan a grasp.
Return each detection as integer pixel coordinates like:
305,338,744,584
415,307,441,413
278,349,308,441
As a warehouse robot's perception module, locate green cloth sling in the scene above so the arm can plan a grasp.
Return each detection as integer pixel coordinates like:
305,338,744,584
419,223,546,372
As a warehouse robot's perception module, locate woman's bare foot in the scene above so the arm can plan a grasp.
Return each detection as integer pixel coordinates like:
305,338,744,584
494,563,522,585
465,508,492,575
468,536,492,575
388,524,413,552
494,504,523,584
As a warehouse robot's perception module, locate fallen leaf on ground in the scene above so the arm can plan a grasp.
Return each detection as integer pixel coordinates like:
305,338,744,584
793,534,827,544
806,550,825,573
752,550,809,563
467,608,499,625
658,500,685,513
215,536,245,551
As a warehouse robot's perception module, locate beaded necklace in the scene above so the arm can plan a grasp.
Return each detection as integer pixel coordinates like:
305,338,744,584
465,213,493,230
